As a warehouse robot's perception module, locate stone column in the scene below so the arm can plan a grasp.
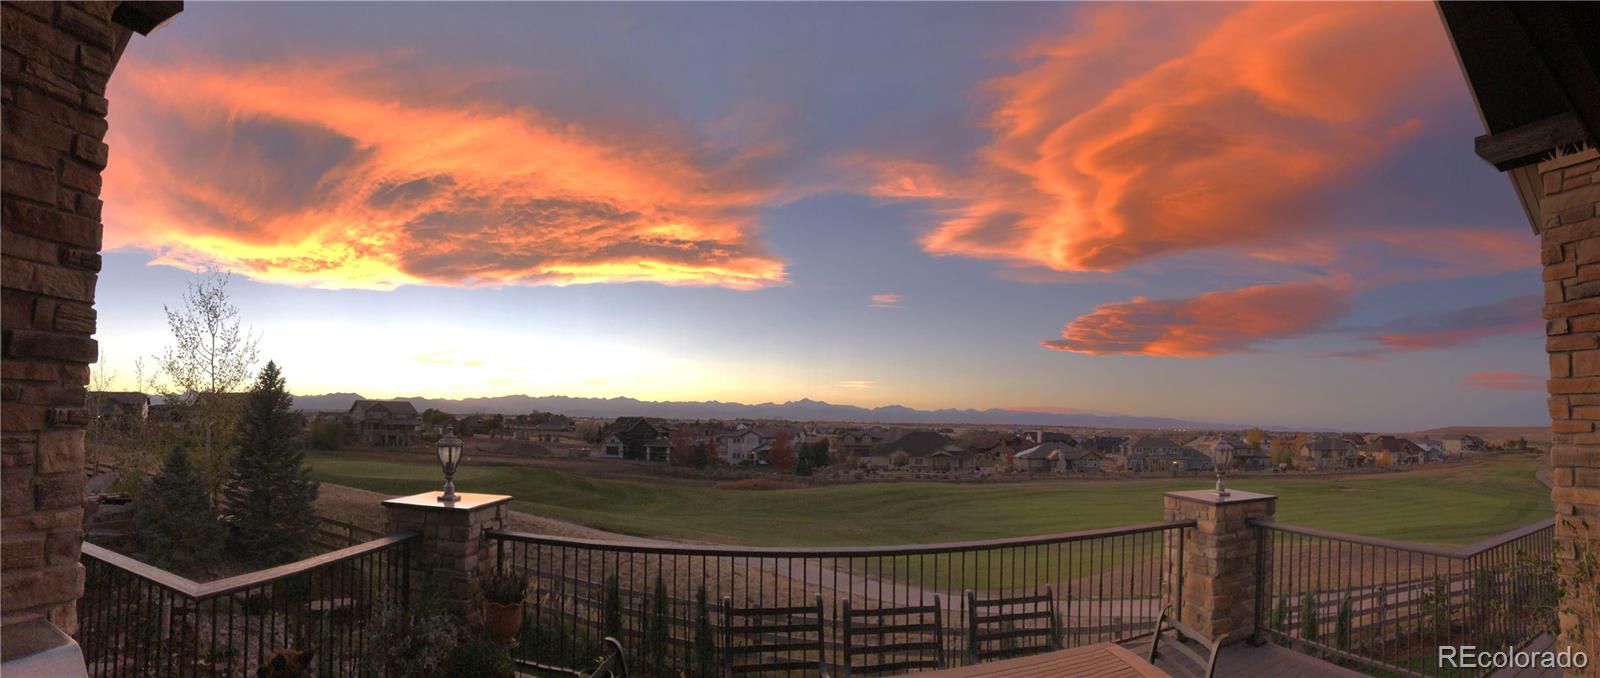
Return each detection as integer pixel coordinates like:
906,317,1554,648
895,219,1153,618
2,1,179,657
1539,146,1600,666
1162,490,1276,645
383,492,511,625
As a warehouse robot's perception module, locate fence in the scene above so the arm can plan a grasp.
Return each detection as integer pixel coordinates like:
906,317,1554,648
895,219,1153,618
489,520,1192,676
77,533,415,677
1253,518,1557,677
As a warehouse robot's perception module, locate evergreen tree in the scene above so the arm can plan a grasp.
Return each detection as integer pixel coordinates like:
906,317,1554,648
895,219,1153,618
223,361,320,565
1335,590,1353,649
1298,591,1319,642
134,445,224,572
603,574,623,639
693,584,715,677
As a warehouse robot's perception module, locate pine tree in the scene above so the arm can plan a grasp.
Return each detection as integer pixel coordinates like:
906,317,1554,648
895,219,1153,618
223,361,320,565
134,445,224,573
693,584,715,677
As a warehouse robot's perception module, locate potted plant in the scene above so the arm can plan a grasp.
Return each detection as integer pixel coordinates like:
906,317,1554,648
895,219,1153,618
481,572,528,645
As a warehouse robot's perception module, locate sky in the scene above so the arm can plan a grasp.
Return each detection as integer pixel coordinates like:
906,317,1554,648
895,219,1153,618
93,2,1548,431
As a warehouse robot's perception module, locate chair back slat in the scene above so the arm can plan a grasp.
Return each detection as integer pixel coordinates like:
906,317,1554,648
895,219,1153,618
722,595,829,677
840,597,945,677
1143,606,1221,678
963,585,1061,666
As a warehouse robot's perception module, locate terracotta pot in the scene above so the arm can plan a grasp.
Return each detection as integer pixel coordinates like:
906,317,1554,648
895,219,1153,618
484,601,523,645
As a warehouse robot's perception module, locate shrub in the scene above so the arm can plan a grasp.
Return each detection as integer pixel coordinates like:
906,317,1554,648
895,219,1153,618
365,601,463,678
482,572,529,605
693,584,715,677
1335,590,1352,650
448,633,514,678
1298,591,1318,642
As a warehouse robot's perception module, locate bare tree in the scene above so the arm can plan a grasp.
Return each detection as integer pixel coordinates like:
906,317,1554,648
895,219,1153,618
151,272,261,492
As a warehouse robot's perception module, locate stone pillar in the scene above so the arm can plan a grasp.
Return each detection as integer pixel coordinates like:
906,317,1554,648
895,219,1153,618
1162,490,1276,645
383,492,511,625
2,1,180,655
1539,146,1600,666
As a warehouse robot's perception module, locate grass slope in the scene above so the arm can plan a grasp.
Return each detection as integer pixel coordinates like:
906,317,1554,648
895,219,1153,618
306,453,1549,547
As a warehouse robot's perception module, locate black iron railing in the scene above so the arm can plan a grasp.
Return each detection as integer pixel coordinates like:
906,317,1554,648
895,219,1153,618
488,520,1192,676
1253,518,1557,677
78,533,415,677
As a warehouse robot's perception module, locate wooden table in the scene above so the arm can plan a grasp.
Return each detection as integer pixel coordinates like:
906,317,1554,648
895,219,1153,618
916,643,1171,677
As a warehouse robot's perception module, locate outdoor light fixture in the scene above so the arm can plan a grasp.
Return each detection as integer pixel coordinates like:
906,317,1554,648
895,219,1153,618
436,427,464,503
1212,446,1234,498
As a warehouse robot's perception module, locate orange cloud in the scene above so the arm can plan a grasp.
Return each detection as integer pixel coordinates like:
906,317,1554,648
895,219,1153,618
873,3,1454,273
869,293,902,308
102,55,785,290
1043,282,1349,357
1461,372,1542,392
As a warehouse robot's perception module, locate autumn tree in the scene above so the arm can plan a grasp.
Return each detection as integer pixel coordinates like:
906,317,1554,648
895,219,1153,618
669,427,697,467
767,427,796,471
153,271,261,493
699,436,720,468
1243,427,1265,447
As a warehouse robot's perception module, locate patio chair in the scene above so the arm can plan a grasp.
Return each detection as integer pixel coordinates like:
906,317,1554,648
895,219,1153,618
722,595,831,677
963,585,1061,665
1141,606,1220,678
840,597,945,676
586,637,628,678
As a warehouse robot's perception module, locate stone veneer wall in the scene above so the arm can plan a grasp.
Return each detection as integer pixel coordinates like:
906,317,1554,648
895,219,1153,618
1541,146,1600,669
1161,491,1276,645
1,0,124,640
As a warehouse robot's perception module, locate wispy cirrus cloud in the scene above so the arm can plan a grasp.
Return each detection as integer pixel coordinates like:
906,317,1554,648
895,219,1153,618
1042,281,1350,357
838,380,874,389
868,293,902,309
103,54,786,291
1461,372,1543,392
1341,295,1543,357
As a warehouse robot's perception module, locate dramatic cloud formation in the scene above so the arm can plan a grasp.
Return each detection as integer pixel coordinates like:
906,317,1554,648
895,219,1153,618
1043,282,1350,357
869,293,903,309
888,2,1456,273
103,55,785,290
1461,372,1543,392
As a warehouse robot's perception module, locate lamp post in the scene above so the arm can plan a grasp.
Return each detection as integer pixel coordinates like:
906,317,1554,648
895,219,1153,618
437,427,463,503
1211,445,1235,498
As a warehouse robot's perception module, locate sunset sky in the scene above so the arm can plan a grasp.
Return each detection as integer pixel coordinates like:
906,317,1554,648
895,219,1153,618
93,2,1546,431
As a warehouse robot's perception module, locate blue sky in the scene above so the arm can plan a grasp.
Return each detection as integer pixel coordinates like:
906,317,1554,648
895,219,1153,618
94,2,1546,431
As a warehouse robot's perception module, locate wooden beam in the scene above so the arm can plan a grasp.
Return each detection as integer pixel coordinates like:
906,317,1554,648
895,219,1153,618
1473,111,1590,171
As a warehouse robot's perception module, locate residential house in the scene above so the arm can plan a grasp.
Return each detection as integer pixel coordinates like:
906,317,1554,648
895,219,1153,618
90,391,149,422
1362,435,1427,466
601,417,673,461
1187,436,1262,470
835,427,893,462
347,400,422,447
965,432,1014,466
716,425,806,464
1441,434,1487,454
1058,447,1105,472
879,431,971,471
1296,435,1357,470
1121,436,1190,472
1013,443,1057,472
1413,438,1446,462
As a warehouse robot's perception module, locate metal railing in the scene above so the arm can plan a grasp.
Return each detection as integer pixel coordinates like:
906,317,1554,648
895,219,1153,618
1253,518,1557,677
78,533,415,677
488,520,1192,676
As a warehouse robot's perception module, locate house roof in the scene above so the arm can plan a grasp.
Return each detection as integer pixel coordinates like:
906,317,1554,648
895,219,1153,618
350,399,419,418
1362,435,1423,454
883,431,959,457
1015,443,1065,460
1130,436,1180,452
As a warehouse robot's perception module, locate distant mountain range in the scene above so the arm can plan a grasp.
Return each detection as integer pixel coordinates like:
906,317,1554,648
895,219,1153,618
292,392,1271,430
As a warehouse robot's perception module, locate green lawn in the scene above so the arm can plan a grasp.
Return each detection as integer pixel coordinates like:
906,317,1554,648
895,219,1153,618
306,453,1550,547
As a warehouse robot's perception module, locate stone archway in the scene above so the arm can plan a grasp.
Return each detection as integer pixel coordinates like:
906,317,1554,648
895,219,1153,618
1,0,181,666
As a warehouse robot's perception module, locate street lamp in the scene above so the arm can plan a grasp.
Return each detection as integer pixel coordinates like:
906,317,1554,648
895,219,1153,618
436,427,463,503
1210,445,1235,498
